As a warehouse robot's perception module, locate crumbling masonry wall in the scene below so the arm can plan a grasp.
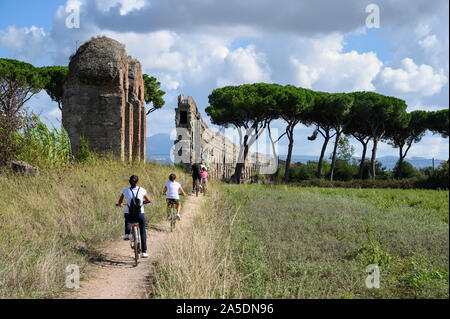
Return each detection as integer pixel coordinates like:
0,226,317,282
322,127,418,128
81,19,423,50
62,36,145,162
174,95,273,180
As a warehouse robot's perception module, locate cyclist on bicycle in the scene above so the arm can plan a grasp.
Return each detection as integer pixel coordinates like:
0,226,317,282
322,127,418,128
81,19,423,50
163,173,186,220
190,163,202,194
116,175,151,258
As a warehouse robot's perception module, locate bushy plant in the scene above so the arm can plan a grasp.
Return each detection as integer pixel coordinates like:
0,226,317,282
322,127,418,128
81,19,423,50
329,159,358,181
393,160,424,179
279,160,331,182
16,115,72,167
77,136,95,163
424,161,449,189
251,172,266,184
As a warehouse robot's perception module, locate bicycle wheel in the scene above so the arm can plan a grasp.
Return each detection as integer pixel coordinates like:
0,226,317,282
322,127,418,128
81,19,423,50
133,226,139,266
170,206,176,232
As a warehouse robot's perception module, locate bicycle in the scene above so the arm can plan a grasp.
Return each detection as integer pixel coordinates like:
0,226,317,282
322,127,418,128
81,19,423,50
167,199,179,232
201,181,207,196
128,221,141,266
116,201,150,267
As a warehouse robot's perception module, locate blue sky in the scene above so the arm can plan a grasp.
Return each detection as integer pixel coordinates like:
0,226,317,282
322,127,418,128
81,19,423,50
0,0,448,160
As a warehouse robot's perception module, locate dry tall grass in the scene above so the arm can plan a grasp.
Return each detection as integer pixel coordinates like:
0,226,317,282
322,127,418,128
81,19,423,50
152,184,244,298
0,159,188,298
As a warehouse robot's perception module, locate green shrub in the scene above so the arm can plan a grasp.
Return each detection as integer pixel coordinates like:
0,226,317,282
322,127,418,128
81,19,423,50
331,159,358,181
77,136,96,163
251,172,266,183
422,161,449,189
16,116,72,168
393,160,424,179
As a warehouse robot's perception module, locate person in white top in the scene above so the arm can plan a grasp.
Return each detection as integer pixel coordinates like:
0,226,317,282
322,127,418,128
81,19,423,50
116,175,151,257
163,173,186,220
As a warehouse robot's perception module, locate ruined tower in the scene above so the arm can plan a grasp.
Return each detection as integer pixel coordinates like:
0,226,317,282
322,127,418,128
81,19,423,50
62,36,146,162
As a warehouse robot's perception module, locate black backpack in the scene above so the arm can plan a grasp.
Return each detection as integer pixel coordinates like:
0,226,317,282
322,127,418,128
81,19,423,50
127,187,142,221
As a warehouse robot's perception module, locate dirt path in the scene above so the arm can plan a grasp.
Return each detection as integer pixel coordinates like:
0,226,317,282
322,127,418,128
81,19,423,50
70,194,204,299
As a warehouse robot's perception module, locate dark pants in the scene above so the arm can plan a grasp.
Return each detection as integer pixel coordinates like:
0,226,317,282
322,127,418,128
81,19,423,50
124,213,147,253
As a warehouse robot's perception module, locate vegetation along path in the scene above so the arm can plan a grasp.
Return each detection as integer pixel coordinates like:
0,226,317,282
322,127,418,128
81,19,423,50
70,195,204,299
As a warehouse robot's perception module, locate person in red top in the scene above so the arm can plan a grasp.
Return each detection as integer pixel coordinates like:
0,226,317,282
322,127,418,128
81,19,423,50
201,167,209,192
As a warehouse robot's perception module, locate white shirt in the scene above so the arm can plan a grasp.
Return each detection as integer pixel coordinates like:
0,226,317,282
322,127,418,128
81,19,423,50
165,181,181,200
122,187,147,214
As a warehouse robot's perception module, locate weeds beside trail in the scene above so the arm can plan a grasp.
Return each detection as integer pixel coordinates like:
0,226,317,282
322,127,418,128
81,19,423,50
152,183,243,298
152,184,449,299
0,159,188,298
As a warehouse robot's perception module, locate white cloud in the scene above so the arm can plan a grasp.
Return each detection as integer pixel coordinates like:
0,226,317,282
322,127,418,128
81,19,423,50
379,58,447,96
419,34,438,49
407,134,449,159
49,107,61,117
217,45,271,86
415,24,431,38
289,34,383,92
101,30,270,88
0,25,53,64
104,30,185,72
95,0,148,15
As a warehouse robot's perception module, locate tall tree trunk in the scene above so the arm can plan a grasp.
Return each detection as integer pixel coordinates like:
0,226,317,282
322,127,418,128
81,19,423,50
370,138,378,181
233,142,249,184
398,157,404,179
358,142,368,179
317,137,330,179
284,126,295,184
398,145,405,180
329,130,341,181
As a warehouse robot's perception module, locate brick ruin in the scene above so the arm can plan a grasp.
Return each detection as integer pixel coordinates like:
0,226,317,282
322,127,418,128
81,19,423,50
62,36,146,162
174,94,274,180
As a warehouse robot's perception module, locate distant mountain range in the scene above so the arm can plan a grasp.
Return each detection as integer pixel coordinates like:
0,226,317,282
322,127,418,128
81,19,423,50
279,155,445,170
146,133,173,164
145,133,446,170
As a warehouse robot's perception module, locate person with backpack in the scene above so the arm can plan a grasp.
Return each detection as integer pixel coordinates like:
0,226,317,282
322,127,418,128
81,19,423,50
116,175,151,258
190,163,202,193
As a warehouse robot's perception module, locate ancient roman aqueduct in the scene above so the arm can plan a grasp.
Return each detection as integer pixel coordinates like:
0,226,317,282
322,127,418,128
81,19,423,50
62,36,273,180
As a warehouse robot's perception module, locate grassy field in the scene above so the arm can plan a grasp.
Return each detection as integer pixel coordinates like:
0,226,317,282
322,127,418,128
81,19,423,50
153,184,449,299
0,160,189,298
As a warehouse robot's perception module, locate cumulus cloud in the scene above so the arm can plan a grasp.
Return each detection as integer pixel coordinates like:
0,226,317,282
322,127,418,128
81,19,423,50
419,34,438,49
379,58,447,96
289,34,383,92
0,25,54,65
217,45,271,86
68,0,449,38
100,29,270,90
95,0,148,15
